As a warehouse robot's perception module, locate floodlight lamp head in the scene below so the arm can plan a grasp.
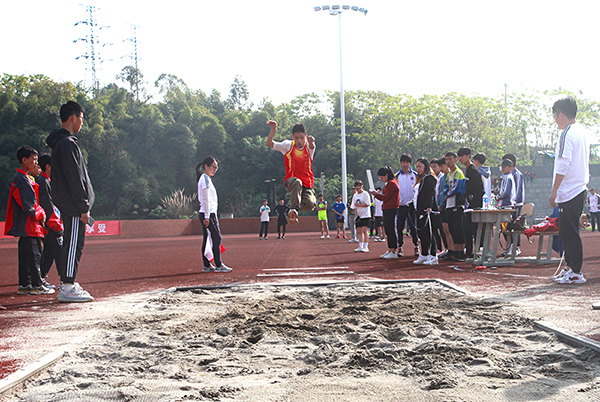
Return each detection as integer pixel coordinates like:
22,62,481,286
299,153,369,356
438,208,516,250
342,5,350,10
314,6,321,11
322,5,330,10
351,6,358,11
332,4,340,10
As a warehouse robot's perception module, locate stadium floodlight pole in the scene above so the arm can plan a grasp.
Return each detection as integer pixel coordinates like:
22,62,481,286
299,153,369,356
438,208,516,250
314,5,367,224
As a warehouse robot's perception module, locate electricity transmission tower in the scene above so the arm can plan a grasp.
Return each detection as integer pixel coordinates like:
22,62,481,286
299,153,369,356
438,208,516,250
74,5,111,96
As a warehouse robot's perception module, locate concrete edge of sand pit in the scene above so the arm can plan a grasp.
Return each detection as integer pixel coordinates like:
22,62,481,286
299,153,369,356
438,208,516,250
171,278,475,293
534,321,600,354
0,332,93,397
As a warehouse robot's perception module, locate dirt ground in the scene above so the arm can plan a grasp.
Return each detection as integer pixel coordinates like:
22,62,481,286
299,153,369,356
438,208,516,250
3,282,600,402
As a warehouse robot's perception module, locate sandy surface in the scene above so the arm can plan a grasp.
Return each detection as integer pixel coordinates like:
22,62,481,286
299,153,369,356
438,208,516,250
3,282,600,401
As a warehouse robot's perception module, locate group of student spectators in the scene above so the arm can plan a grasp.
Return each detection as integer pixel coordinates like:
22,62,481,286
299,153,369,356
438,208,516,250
340,149,527,266
4,101,95,302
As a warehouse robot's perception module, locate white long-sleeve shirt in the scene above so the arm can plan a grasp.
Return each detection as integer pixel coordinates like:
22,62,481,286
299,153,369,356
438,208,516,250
553,123,590,203
198,173,218,214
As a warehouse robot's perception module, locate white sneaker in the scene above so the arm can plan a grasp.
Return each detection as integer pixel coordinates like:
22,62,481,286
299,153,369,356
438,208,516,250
327,235,330,239
515,247,522,256
57,283,94,303
354,247,363,252
215,264,233,273
553,267,570,280
413,254,429,265
554,269,586,284
348,238,358,243
383,252,398,259
424,255,439,265
360,247,369,253
29,285,55,295
380,251,391,258
320,236,325,239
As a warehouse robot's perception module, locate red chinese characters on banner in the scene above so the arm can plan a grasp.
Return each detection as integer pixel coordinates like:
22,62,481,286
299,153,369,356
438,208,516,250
85,221,121,236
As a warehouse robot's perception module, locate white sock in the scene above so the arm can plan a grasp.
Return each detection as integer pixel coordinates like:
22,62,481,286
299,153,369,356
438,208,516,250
359,242,364,248
63,283,74,292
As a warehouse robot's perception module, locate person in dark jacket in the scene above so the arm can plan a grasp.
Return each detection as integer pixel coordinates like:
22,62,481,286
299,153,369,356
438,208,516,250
275,199,290,239
46,101,95,303
36,154,64,289
4,146,52,295
458,147,484,259
412,158,439,265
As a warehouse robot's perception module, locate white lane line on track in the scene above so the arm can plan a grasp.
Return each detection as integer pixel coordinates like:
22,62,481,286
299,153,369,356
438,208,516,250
452,266,551,280
262,267,350,271
257,271,354,277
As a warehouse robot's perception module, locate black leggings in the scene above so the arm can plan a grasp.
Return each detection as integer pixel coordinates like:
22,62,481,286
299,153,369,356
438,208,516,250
383,209,398,249
431,213,447,250
200,212,222,267
416,212,437,256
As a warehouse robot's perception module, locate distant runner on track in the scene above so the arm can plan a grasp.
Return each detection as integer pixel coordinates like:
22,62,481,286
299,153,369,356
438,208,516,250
265,120,316,224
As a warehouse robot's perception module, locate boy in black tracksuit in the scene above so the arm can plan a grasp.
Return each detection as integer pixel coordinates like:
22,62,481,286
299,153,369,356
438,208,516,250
46,101,95,302
458,148,484,259
36,154,64,287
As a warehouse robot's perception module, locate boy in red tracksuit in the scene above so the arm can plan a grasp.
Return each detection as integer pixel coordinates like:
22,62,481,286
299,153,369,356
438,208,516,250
4,146,55,295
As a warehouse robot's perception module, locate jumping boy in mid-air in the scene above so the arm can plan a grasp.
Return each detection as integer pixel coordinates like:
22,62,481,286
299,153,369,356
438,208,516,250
266,120,316,224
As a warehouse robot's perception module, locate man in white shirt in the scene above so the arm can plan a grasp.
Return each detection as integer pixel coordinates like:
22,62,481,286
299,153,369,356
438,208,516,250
587,188,600,232
394,154,419,256
550,97,590,284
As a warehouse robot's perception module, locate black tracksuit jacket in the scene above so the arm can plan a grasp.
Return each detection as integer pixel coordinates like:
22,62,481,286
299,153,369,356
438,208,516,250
45,128,95,217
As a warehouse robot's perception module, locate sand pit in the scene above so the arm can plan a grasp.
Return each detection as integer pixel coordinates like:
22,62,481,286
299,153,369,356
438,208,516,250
4,282,600,401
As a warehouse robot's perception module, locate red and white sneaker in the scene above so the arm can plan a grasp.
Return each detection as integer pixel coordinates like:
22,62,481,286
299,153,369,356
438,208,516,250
554,269,586,284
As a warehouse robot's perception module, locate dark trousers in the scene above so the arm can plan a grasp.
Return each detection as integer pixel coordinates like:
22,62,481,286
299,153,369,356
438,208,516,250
200,212,222,267
277,219,287,236
512,206,522,247
41,229,62,278
559,191,586,274
259,221,269,237
590,211,600,232
431,213,447,250
396,205,418,249
463,212,478,255
60,216,86,284
417,213,437,256
446,207,465,245
18,237,43,287
383,208,398,249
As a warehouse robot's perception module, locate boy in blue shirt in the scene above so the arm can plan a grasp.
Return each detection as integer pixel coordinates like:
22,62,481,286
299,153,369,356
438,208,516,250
332,195,346,239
